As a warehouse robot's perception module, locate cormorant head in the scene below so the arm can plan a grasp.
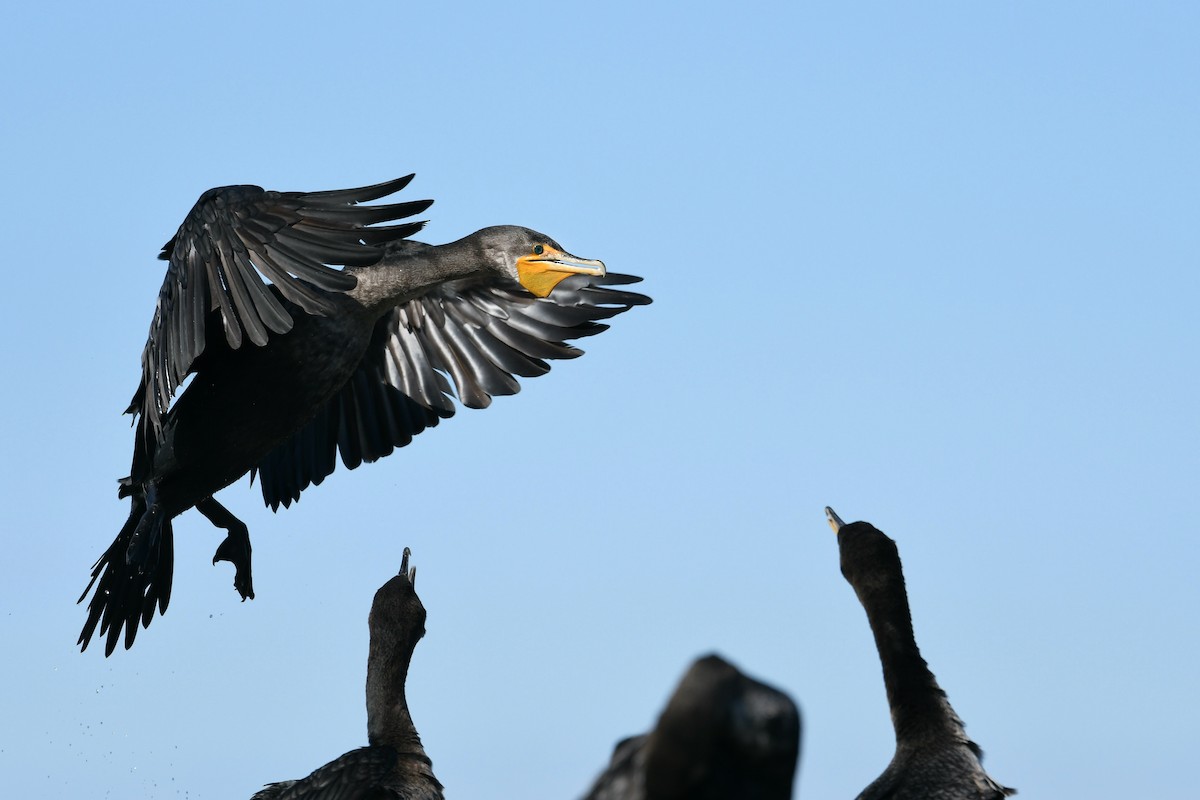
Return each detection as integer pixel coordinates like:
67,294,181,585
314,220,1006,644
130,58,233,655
474,225,606,298
365,548,431,746
369,547,426,657
826,506,906,600
643,654,801,800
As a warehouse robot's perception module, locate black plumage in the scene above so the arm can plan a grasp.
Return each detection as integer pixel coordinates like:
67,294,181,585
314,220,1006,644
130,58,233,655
582,654,800,800
79,176,650,654
827,507,1015,800
250,549,442,800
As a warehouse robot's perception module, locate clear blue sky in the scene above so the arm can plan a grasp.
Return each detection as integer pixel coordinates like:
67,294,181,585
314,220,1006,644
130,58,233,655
1,2,1196,797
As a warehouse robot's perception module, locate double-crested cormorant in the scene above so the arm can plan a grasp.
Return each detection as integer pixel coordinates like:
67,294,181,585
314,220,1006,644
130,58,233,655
78,175,649,654
583,654,800,800
250,548,442,800
826,507,1014,800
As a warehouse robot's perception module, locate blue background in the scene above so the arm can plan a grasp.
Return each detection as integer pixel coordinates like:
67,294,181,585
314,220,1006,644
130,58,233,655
1,3,1196,797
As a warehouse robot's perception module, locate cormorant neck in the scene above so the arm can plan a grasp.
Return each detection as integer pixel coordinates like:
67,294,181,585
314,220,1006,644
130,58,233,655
365,639,427,756
859,579,966,748
348,236,492,315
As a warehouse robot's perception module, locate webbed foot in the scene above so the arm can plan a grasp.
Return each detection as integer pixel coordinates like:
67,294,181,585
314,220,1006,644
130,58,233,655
213,533,254,600
196,497,255,601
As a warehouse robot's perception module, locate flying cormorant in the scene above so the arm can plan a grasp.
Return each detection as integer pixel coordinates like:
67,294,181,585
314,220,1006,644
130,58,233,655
582,654,800,800
826,506,1014,800
250,548,442,799
78,176,650,654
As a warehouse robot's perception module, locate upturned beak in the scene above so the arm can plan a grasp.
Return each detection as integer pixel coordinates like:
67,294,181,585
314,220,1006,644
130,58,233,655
399,547,416,587
516,246,606,298
825,506,845,534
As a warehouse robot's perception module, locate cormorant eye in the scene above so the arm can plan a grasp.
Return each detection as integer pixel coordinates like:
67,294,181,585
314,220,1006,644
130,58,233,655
533,244,545,255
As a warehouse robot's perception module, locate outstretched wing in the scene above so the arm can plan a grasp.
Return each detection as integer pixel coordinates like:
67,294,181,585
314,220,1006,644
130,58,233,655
132,176,432,455
255,272,651,509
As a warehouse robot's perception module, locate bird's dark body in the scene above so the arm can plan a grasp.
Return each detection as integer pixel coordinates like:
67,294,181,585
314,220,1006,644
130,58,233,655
250,551,444,800
831,513,1014,800
148,292,372,515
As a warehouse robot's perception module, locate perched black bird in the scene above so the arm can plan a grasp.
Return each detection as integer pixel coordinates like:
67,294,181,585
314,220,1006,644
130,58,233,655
582,654,800,800
250,549,441,800
826,507,1015,800
79,175,650,654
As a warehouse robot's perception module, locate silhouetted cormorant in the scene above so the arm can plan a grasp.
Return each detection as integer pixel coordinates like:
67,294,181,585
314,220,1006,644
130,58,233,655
826,506,1014,800
250,548,443,800
78,175,650,654
583,654,800,800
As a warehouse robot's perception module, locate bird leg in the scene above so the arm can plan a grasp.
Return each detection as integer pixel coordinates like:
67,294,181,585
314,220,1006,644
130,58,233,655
125,482,162,570
196,498,255,601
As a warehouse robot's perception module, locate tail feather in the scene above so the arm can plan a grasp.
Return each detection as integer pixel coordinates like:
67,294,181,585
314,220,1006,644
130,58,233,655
78,497,174,655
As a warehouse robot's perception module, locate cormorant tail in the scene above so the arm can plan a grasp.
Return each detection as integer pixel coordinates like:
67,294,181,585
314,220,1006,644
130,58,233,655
78,494,174,655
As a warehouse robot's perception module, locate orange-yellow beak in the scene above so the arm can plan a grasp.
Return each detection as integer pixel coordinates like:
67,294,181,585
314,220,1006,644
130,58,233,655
516,246,606,298
825,506,845,534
